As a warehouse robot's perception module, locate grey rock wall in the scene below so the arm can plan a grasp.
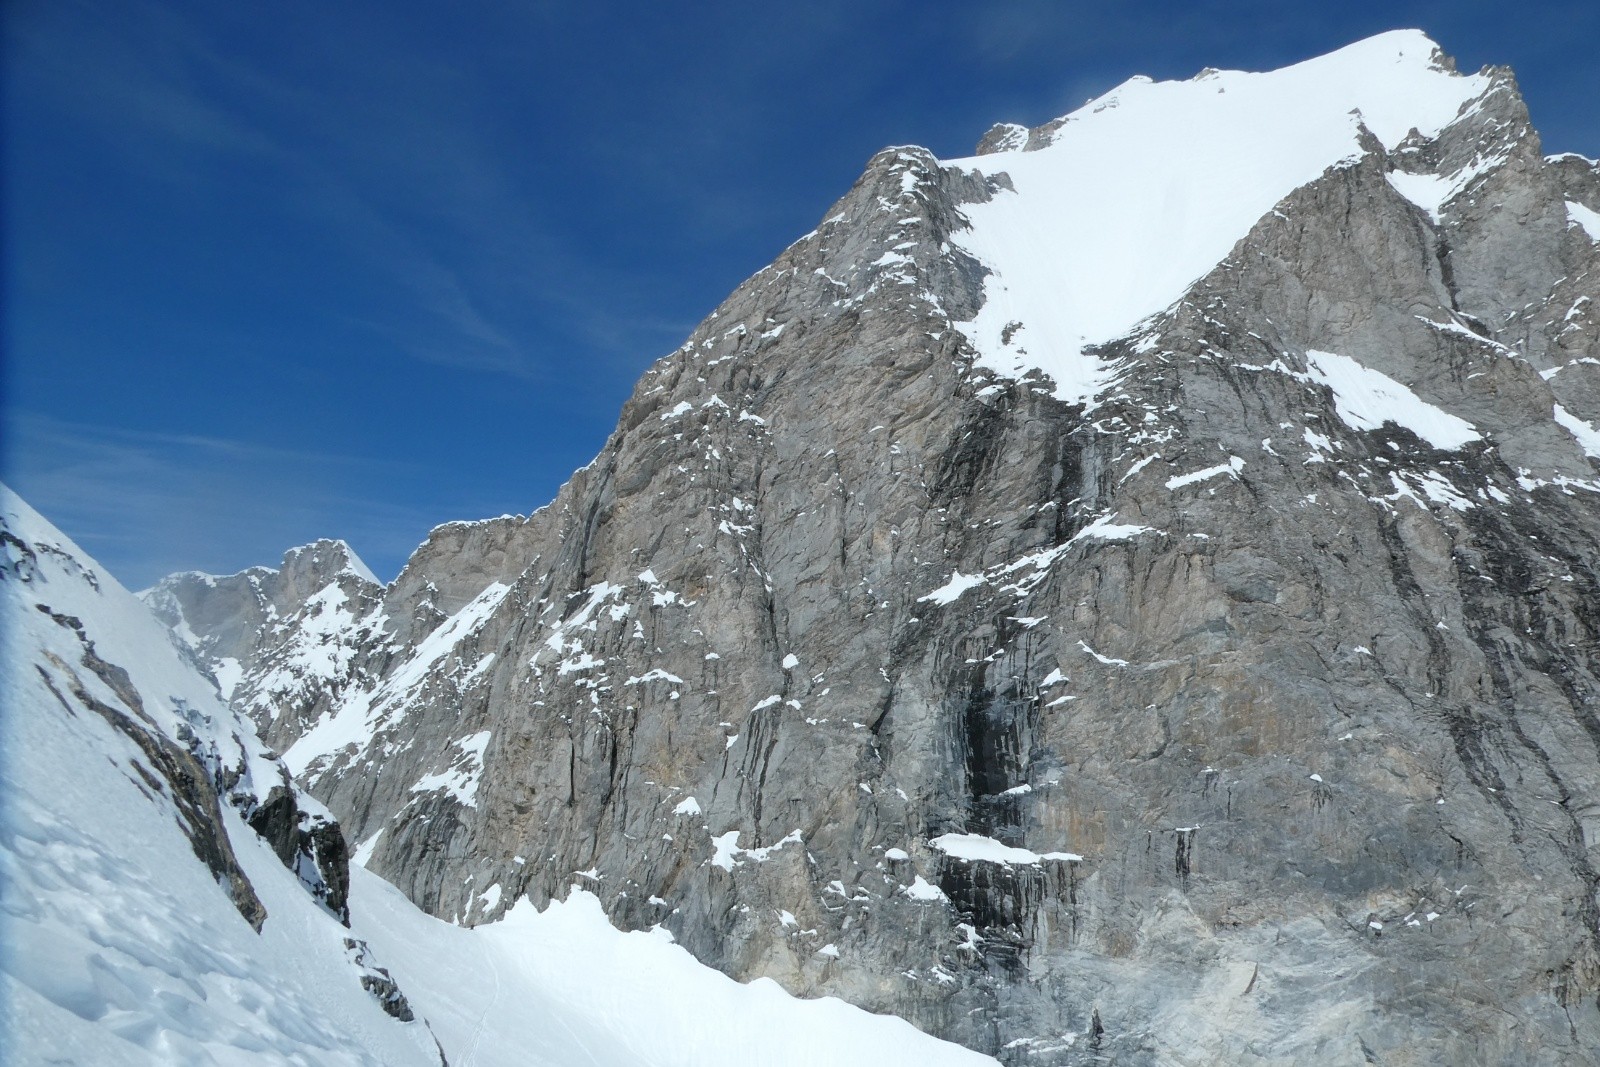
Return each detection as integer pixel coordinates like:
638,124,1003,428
161,48,1600,1065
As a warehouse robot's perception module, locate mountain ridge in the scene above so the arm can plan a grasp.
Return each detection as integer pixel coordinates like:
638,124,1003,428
2,481,1003,1066
144,31,1600,1064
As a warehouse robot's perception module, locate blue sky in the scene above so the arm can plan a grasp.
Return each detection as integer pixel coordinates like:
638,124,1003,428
5,0,1596,588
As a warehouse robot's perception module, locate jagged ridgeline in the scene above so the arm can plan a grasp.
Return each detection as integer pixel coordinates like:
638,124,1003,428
148,31,1600,1065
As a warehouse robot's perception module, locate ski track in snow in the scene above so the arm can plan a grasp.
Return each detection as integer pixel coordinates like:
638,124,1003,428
461,933,503,1066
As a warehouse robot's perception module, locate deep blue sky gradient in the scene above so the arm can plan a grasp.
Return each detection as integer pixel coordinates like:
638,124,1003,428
5,0,1597,586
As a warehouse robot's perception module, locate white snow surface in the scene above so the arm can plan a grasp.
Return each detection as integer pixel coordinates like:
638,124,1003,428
1,483,999,1066
931,833,1082,866
1386,149,1506,222
1304,349,1480,449
902,875,950,902
918,569,988,605
1071,513,1154,541
214,655,245,700
244,581,376,716
709,829,805,871
1568,201,1600,242
329,540,382,585
944,30,1489,404
1554,404,1600,459
366,876,992,1067
410,730,492,809
1166,456,1246,490
1,485,441,1066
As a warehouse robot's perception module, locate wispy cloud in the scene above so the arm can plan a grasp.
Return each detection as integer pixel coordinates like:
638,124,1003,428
2,412,463,589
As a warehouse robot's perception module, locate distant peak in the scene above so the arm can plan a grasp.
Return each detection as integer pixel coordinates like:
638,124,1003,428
334,542,381,585
281,538,382,587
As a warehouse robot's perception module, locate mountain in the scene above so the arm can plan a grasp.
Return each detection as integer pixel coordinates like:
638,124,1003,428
145,31,1600,1064
1,484,1001,1066
142,538,389,755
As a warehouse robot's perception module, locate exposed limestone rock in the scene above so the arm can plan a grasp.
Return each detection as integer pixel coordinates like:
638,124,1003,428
343,938,417,1022
160,35,1600,1065
247,784,352,923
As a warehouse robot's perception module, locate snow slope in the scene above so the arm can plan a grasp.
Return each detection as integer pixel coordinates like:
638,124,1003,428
1304,348,1481,449
947,29,1490,403
350,868,998,1067
3,482,998,1065
0,485,442,1066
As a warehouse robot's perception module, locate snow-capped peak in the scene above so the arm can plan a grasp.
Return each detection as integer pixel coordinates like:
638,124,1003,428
945,30,1493,405
294,538,382,586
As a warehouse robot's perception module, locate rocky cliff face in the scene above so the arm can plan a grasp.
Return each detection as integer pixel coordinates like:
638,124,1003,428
157,32,1600,1064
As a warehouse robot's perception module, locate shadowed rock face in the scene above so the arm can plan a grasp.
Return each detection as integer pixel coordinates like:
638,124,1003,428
246,785,352,923
160,37,1600,1065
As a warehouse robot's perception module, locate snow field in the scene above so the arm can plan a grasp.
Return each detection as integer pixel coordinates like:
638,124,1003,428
946,30,1490,405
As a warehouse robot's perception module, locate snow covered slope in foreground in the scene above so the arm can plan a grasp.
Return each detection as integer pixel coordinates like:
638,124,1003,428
1,482,997,1065
350,868,999,1067
0,485,442,1066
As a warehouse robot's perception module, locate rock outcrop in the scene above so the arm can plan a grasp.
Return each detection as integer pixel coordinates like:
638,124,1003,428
157,32,1600,1064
